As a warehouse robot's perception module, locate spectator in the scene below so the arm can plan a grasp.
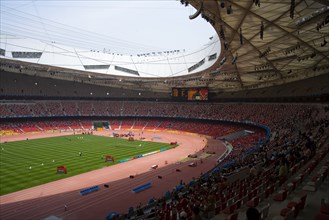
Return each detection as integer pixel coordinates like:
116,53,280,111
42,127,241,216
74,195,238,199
246,207,260,220
249,164,258,177
192,206,202,220
179,211,187,220
278,158,288,180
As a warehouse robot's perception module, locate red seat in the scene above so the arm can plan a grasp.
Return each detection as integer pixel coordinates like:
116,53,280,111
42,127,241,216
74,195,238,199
273,190,288,202
287,194,307,210
279,176,287,186
281,201,301,218
276,208,294,220
246,196,260,208
290,180,299,191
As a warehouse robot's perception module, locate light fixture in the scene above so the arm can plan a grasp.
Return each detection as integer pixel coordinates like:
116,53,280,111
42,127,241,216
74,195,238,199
253,0,260,7
231,53,238,64
255,63,270,70
239,28,243,45
260,21,264,40
220,25,226,40
227,5,232,15
290,0,295,19
180,0,189,7
220,57,227,65
201,13,215,25
259,47,271,58
297,52,316,62
284,42,300,55
219,24,225,40
220,0,225,8
316,15,329,31
223,41,229,50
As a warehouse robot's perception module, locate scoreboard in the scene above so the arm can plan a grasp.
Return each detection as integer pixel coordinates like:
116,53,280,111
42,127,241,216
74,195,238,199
171,87,208,101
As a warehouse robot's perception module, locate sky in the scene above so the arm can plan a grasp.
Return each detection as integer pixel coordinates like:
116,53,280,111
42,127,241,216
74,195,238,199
0,0,216,55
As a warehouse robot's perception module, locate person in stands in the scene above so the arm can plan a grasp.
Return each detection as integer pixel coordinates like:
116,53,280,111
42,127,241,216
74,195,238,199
246,207,260,220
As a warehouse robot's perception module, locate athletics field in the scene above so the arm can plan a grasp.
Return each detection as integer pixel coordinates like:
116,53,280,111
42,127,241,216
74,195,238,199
0,134,175,195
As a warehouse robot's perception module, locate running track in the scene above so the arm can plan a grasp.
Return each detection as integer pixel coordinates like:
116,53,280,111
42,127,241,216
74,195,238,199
0,130,227,220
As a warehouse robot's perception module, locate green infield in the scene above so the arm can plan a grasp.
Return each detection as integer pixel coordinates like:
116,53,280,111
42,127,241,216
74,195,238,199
0,134,175,195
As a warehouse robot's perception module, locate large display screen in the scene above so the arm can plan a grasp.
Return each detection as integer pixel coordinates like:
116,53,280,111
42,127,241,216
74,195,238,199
171,87,208,101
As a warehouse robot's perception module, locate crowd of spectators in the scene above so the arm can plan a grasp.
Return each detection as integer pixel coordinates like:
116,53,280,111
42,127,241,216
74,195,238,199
0,101,328,219
0,101,325,125
62,102,78,116
77,102,94,116
32,102,50,117
0,104,14,117
117,104,328,220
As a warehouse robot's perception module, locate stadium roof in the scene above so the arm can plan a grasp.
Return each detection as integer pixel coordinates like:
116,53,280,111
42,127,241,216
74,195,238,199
195,0,329,92
1,0,328,93
0,34,220,78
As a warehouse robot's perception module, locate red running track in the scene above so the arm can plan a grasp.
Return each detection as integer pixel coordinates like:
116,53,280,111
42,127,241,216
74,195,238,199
0,130,227,220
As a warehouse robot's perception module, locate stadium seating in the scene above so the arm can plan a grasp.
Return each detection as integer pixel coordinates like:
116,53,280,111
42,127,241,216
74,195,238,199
0,101,328,220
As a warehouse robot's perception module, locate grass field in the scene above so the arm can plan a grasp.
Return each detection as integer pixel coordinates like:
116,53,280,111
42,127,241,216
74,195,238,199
0,134,175,195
